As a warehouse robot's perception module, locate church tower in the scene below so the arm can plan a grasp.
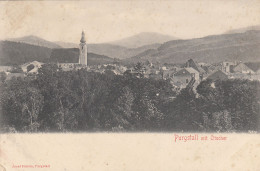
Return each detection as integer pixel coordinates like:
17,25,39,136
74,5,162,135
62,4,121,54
79,31,87,65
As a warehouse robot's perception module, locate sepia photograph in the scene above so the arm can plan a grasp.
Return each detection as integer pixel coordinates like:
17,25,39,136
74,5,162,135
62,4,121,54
0,0,259,170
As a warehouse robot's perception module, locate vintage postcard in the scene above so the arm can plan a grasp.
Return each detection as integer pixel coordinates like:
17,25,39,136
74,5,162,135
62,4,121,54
0,0,259,170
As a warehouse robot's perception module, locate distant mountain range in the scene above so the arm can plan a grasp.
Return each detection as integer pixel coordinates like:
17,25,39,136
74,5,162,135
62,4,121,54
54,32,174,49
88,43,161,59
0,41,114,66
54,41,78,48
55,34,165,59
225,25,260,34
12,34,162,59
8,35,62,49
124,30,260,64
108,32,177,48
1,29,260,66
50,42,162,60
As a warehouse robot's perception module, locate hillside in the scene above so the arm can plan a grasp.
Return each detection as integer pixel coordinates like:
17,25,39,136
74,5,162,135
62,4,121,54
2,30,260,66
225,25,260,34
55,42,161,59
5,32,173,60
50,48,115,65
88,43,161,59
0,41,114,66
8,35,61,49
0,41,52,65
55,42,128,58
88,43,127,59
54,41,78,48
109,32,177,48
126,30,260,64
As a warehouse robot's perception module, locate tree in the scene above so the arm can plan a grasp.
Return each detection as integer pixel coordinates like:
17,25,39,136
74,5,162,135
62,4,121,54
10,66,23,73
110,86,135,131
196,79,260,132
136,95,164,131
134,62,146,78
0,72,7,83
1,78,43,132
166,87,202,131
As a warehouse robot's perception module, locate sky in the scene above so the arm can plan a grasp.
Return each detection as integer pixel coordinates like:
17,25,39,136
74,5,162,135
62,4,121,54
0,0,259,43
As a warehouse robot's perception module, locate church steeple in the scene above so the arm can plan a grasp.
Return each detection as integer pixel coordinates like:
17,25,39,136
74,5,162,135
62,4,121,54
80,31,86,43
79,31,87,65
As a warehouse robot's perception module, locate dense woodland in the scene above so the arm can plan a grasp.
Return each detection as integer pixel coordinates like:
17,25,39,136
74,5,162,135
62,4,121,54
0,41,52,65
0,41,114,66
0,64,259,132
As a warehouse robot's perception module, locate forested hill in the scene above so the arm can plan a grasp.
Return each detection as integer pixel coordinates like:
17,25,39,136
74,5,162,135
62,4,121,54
108,32,177,48
126,30,260,64
0,41,114,66
2,30,260,66
8,35,62,49
50,48,115,65
0,41,52,65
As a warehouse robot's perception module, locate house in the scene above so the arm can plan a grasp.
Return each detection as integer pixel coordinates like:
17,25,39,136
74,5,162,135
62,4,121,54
162,69,177,80
232,63,255,74
0,66,12,72
221,61,237,73
21,61,44,73
172,67,200,88
161,66,182,80
185,59,206,75
244,62,260,74
58,63,86,71
207,70,228,81
144,68,160,77
228,62,260,80
198,62,207,66
184,59,206,81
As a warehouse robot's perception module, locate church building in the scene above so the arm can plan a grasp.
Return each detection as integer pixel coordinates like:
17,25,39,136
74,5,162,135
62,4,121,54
57,31,88,70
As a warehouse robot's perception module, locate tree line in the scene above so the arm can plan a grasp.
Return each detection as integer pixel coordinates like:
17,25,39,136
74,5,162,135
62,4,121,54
0,64,259,132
